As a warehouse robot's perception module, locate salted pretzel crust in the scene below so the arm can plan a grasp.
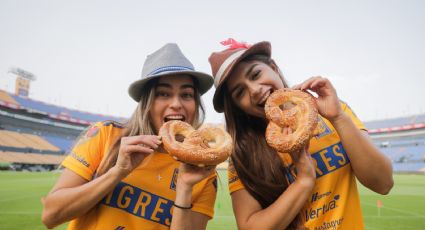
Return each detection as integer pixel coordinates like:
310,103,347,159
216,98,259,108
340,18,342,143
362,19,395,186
265,89,319,153
159,120,233,166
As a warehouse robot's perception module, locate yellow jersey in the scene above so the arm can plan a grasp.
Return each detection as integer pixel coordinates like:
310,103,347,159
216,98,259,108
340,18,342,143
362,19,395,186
228,102,366,230
62,121,217,230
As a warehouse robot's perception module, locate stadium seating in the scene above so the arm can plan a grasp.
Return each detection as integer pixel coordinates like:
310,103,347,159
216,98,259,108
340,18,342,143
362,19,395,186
0,130,60,152
42,135,75,152
392,162,425,172
0,151,64,165
2,88,425,173
1,89,124,124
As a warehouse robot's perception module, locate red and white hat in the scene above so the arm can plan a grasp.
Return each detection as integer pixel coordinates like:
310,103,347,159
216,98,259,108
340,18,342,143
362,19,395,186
208,39,271,113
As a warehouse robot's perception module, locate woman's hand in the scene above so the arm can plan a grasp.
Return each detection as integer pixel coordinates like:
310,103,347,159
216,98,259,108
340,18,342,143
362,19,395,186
114,135,162,177
292,76,343,122
177,163,216,188
292,145,316,189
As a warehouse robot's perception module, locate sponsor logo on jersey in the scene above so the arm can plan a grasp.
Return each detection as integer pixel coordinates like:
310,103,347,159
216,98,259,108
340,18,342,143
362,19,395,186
311,191,332,203
69,151,90,168
313,218,344,230
305,194,340,222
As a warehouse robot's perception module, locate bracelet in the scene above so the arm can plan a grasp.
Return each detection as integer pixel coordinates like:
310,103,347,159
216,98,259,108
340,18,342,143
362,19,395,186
173,203,193,209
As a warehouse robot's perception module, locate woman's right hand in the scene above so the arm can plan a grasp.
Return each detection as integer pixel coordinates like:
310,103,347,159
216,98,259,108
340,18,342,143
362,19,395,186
291,145,316,188
114,135,162,177
283,124,316,187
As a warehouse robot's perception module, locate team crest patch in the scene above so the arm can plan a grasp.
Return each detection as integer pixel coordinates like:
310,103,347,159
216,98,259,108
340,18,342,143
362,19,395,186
315,117,332,139
74,125,100,147
86,125,100,137
170,168,179,190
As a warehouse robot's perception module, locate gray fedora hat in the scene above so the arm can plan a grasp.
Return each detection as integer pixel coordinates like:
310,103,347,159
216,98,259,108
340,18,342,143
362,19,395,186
129,43,214,102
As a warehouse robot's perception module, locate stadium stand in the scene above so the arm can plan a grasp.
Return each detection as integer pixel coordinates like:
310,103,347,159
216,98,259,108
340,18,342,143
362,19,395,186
365,115,425,173
0,89,125,171
1,88,425,173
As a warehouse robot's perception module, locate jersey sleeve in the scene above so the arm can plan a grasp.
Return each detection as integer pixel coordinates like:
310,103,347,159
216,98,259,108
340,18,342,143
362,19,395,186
191,173,218,218
228,160,245,194
340,101,366,131
61,122,109,181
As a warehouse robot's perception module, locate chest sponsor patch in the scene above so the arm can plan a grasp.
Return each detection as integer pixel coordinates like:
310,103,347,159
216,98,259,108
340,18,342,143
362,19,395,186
103,182,174,227
311,142,350,178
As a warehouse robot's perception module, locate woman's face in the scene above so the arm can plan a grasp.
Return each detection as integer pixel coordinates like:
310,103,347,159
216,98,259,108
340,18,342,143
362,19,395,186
150,75,196,133
226,60,285,118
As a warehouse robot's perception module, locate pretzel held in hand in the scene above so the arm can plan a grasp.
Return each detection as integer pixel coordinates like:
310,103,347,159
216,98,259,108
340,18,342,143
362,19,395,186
265,89,319,153
159,120,233,167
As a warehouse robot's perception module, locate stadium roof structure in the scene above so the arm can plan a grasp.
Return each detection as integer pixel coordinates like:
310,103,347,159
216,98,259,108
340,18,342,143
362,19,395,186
0,89,126,125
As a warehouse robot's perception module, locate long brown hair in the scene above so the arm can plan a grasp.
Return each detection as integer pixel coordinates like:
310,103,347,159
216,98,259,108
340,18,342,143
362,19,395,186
223,55,304,229
95,76,206,177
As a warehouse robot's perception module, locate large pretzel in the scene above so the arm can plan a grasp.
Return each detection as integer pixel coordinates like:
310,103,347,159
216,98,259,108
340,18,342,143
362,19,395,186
159,120,233,167
265,89,318,153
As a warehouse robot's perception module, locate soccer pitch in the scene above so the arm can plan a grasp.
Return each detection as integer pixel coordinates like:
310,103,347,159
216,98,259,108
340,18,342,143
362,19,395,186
0,171,424,230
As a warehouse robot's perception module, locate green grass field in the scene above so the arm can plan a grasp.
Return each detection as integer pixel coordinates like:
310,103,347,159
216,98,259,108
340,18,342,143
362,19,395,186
0,171,424,230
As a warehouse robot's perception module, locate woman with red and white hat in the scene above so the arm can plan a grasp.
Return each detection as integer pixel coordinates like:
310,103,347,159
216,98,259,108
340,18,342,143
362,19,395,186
208,39,393,229
42,43,217,230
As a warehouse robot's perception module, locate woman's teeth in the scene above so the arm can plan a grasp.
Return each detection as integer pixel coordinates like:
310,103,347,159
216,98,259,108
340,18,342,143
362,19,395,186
258,90,271,107
164,115,184,122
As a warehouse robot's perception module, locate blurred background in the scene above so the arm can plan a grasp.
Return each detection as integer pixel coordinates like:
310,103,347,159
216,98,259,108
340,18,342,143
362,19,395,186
1,0,424,229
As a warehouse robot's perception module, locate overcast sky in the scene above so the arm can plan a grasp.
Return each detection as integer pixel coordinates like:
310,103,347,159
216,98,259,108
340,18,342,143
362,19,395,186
1,0,424,124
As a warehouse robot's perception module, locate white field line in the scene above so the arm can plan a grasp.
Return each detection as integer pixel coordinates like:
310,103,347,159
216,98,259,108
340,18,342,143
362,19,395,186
213,214,425,219
361,201,425,217
363,216,425,219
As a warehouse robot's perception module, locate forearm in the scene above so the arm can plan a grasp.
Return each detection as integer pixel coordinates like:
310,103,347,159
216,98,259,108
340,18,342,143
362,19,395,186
242,179,313,230
170,183,195,230
42,167,125,228
330,113,393,194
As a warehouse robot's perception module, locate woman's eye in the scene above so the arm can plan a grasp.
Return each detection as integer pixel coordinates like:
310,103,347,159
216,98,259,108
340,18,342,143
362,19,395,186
181,93,194,99
251,70,261,80
156,92,169,97
234,88,245,99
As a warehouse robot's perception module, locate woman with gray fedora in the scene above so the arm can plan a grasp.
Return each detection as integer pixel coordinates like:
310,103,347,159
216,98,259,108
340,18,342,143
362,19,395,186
42,43,217,229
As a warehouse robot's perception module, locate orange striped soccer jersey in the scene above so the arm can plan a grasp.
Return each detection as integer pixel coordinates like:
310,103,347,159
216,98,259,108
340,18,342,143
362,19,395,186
62,121,217,229
228,102,366,230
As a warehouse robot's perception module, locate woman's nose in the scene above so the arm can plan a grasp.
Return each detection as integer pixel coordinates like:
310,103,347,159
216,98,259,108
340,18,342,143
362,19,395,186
248,83,262,100
169,96,182,109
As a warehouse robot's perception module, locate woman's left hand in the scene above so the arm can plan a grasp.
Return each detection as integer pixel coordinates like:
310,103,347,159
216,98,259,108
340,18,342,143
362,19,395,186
177,163,216,188
292,76,343,122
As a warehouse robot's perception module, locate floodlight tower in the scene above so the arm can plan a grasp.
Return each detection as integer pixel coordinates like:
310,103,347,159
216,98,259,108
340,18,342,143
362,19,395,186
8,67,36,97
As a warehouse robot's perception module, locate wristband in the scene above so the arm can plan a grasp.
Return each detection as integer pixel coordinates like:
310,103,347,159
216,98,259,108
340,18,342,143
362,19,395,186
173,203,193,209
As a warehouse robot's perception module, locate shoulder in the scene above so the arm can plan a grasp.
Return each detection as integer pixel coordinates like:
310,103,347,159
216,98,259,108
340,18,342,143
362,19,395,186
100,120,125,129
77,120,124,145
